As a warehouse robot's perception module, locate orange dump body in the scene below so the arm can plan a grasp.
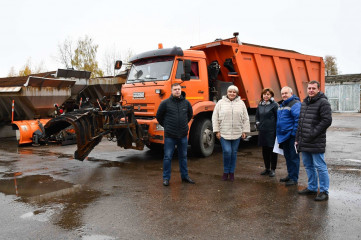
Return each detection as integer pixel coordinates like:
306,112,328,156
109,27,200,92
12,119,51,145
190,36,325,107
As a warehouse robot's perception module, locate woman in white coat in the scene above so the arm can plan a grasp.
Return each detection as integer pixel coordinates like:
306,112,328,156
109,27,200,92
212,85,250,181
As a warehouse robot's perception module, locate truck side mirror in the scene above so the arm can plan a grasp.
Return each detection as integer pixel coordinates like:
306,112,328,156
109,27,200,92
114,60,123,70
181,59,191,81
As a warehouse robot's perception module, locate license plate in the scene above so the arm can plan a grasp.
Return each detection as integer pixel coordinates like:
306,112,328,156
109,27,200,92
133,92,144,98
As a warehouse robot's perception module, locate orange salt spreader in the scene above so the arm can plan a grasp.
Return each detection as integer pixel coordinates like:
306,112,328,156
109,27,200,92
11,100,50,145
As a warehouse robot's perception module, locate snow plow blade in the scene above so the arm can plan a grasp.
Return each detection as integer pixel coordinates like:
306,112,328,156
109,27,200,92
44,107,144,161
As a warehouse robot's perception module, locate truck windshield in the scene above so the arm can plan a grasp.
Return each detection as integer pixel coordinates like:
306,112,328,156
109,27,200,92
127,56,174,83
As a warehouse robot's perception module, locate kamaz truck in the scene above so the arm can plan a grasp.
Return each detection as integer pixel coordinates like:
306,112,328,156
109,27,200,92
45,32,325,160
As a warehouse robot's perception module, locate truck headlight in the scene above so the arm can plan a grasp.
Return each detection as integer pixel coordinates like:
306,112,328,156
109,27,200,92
156,124,164,131
155,89,164,96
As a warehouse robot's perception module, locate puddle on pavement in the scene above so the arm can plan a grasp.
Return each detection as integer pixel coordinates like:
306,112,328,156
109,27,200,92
0,175,73,197
51,188,101,230
0,174,101,230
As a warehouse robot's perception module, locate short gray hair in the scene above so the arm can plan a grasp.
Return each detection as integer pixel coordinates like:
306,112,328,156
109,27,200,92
227,85,239,93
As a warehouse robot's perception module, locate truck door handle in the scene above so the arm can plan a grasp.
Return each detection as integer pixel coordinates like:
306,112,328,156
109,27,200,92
198,90,204,93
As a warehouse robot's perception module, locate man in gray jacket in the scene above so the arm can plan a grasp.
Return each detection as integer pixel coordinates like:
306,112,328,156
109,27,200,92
296,80,332,201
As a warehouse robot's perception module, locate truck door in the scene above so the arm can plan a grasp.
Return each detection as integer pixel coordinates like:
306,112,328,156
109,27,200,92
174,59,208,104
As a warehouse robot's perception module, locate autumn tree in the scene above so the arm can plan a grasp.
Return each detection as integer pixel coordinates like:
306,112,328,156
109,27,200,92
18,59,33,76
58,36,104,78
12,59,46,77
324,55,339,76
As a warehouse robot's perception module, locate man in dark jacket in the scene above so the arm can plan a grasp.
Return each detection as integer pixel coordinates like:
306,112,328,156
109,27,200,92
156,83,194,186
276,86,301,186
296,80,332,201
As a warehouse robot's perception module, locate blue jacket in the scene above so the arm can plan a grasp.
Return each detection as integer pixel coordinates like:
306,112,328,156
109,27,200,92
276,95,301,143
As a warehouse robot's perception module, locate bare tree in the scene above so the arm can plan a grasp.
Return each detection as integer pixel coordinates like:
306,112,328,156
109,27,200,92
58,38,74,69
123,48,134,64
324,55,339,76
103,45,122,76
7,66,16,77
34,60,46,74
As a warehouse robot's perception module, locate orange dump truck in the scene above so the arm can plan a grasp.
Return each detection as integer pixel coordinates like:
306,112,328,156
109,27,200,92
121,33,324,157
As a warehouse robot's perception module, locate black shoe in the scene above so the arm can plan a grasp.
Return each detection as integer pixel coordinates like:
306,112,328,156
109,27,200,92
298,188,317,195
280,176,290,182
182,176,195,184
315,192,329,201
269,170,275,177
285,179,297,186
163,179,169,186
260,169,270,175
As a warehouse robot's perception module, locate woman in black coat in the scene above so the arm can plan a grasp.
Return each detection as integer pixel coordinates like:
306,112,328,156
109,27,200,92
256,88,279,177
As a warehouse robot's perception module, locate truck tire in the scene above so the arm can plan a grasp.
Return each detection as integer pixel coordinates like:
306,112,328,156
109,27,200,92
190,118,215,157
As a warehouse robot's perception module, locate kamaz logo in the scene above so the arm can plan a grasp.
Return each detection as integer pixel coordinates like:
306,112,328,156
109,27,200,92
133,92,145,98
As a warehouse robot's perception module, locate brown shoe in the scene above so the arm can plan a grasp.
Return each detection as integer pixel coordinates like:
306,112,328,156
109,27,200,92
222,173,229,181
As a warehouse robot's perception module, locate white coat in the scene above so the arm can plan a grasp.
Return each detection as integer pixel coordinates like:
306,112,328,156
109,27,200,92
212,96,250,140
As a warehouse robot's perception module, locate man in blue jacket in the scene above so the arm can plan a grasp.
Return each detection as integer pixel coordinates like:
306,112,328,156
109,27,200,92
276,86,301,186
156,83,195,186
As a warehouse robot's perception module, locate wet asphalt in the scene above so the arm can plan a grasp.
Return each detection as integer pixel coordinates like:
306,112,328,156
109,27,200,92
0,113,360,240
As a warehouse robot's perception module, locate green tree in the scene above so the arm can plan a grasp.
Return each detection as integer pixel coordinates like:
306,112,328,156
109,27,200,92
324,55,339,76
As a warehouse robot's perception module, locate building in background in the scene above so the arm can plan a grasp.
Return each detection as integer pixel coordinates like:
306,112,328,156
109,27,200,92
325,74,361,112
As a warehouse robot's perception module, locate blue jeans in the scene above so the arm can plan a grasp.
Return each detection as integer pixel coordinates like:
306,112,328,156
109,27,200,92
302,152,329,194
163,136,189,180
282,136,300,182
220,137,241,173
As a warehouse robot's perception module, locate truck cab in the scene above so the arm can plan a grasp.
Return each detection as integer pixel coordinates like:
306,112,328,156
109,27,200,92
121,47,216,157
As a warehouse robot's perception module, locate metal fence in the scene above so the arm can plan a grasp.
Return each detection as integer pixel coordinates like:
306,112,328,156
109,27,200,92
325,83,360,112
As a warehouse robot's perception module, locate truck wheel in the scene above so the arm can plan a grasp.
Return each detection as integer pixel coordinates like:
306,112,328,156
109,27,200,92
190,118,215,157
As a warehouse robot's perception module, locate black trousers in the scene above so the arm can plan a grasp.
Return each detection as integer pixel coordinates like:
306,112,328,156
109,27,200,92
262,146,278,170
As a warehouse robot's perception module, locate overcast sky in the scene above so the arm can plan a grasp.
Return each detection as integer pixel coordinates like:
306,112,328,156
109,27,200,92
1,0,360,77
